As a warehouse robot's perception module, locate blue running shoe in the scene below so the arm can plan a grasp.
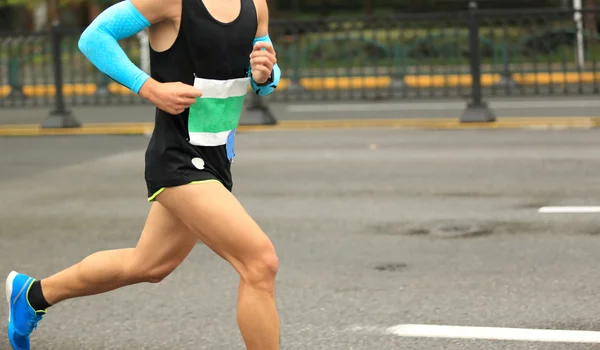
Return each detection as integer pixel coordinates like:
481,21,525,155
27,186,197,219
6,271,46,350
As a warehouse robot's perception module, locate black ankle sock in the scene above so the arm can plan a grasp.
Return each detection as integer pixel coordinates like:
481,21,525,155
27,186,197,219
27,281,51,311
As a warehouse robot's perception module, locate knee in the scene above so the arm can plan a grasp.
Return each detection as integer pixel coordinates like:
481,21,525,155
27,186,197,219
239,246,279,290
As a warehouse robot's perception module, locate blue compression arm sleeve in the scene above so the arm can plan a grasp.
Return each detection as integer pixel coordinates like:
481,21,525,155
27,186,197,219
78,0,151,94
249,35,281,96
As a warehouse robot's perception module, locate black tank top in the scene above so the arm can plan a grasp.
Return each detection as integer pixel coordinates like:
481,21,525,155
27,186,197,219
144,0,258,196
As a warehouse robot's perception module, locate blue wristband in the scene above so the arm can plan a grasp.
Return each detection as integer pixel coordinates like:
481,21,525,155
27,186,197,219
78,0,151,94
249,35,281,96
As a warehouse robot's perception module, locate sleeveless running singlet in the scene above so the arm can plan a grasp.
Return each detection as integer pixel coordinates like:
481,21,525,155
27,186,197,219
145,0,258,201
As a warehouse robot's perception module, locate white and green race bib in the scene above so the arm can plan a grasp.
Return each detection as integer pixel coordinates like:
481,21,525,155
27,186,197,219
188,77,249,146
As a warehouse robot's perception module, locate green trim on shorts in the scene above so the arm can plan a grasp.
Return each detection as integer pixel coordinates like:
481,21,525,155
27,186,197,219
147,179,223,202
190,179,221,186
147,187,166,202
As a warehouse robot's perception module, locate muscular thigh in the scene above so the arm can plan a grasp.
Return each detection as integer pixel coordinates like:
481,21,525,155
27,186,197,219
131,202,198,273
156,182,274,273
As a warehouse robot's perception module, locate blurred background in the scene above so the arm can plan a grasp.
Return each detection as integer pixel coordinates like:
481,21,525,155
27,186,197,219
1,0,600,113
2,1,600,350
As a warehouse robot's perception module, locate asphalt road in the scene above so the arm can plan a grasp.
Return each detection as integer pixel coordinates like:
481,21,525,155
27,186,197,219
1,128,600,349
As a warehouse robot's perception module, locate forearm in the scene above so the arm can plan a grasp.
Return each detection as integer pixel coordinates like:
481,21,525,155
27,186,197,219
78,0,151,94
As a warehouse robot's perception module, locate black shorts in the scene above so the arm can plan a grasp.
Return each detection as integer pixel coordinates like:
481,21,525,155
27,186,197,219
144,112,234,201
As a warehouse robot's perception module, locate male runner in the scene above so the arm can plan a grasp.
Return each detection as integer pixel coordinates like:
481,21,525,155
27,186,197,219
5,0,281,349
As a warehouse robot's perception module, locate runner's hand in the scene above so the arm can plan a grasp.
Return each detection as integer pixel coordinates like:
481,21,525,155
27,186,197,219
250,42,277,84
140,80,202,115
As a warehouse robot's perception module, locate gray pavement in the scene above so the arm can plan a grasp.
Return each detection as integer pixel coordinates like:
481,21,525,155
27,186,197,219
4,96,600,126
1,129,600,349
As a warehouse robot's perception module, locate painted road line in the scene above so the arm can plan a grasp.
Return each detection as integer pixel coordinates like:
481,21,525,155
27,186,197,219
269,117,596,130
0,123,155,136
0,117,597,136
539,207,600,213
0,123,271,136
386,324,600,343
287,99,600,113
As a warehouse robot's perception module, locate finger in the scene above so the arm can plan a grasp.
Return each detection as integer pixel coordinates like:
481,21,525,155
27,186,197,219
176,99,194,107
250,49,276,58
179,85,203,98
251,64,273,76
252,51,277,65
251,61,273,74
250,48,276,57
253,42,276,55
252,67,271,81
250,51,277,64
183,88,203,98
253,42,271,50
251,57,274,69
252,65,270,74
179,97,197,106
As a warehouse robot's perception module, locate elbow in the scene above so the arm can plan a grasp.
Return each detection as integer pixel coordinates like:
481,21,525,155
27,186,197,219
78,28,94,58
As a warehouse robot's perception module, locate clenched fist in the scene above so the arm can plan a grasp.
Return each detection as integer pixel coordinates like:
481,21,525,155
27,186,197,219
140,80,202,115
250,42,277,84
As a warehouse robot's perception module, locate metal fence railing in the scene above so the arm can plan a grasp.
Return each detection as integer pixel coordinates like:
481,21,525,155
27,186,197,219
1,6,600,122
476,8,600,98
0,27,147,108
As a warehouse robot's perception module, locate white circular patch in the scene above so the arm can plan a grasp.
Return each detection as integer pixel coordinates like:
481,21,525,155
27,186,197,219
191,157,205,170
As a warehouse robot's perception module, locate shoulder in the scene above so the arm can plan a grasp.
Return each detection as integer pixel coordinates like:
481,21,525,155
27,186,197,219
130,0,182,24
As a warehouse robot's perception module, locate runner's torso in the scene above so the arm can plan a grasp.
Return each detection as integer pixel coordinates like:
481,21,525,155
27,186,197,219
145,0,257,194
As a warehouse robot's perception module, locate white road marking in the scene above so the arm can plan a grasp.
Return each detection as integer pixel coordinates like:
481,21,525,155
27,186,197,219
385,324,600,343
286,99,600,113
538,206,600,213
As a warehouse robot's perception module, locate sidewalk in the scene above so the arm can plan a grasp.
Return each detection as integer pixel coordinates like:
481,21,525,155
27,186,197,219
3,97,600,124
2,97,600,136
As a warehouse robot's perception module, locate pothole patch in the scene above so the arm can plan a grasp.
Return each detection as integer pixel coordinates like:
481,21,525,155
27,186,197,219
368,220,600,238
430,224,494,239
368,221,541,238
370,223,430,236
374,262,407,272
406,227,430,236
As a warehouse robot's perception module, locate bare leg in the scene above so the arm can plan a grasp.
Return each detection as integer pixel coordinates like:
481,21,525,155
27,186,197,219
40,202,197,305
157,182,280,350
